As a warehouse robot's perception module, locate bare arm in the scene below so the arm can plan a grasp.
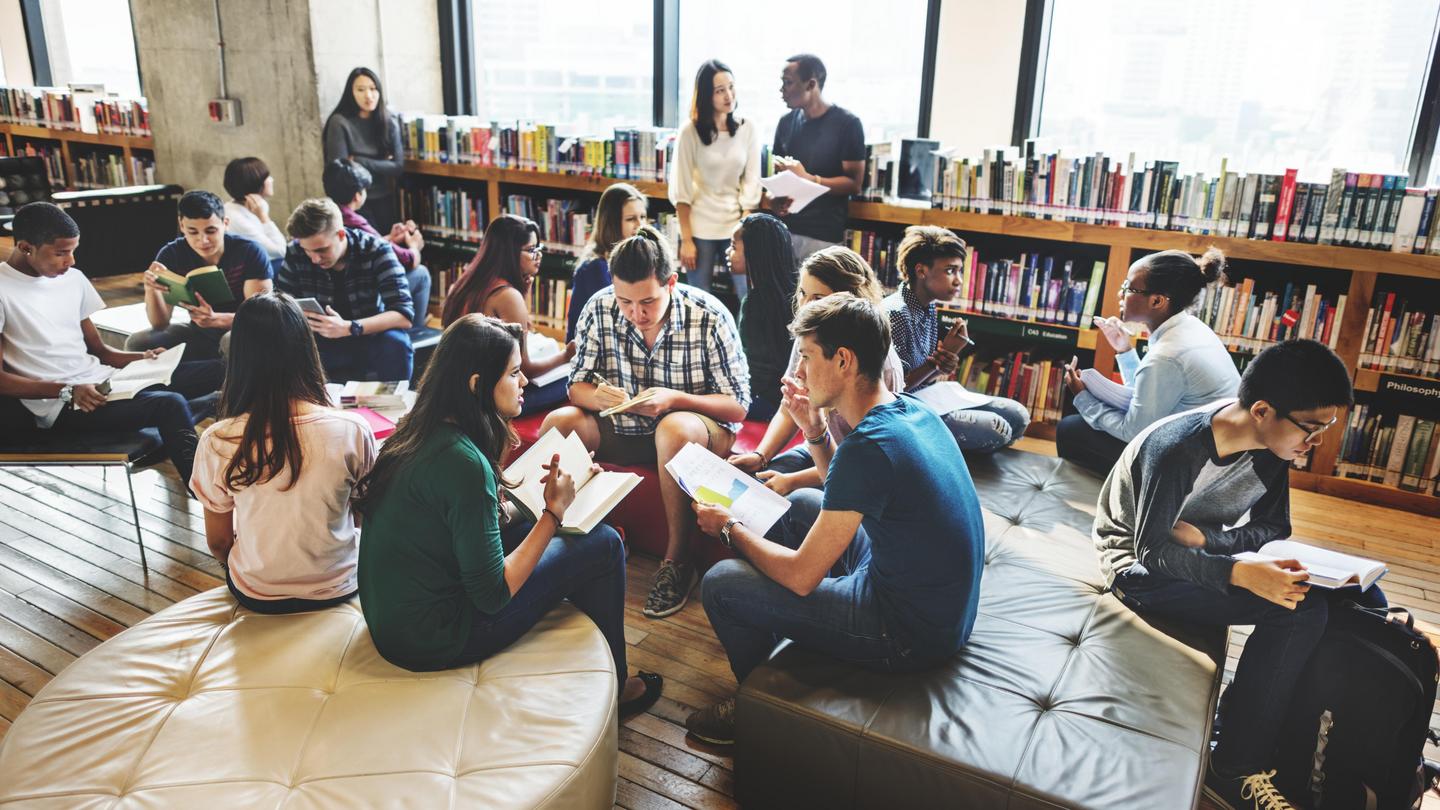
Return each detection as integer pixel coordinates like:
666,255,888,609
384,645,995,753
202,509,235,565
141,262,175,329
488,288,570,377
726,508,864,596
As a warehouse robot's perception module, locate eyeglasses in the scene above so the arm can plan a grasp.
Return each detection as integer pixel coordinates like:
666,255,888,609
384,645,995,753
1281,412,1338,443
1118,282,1165,297
522,245,544,258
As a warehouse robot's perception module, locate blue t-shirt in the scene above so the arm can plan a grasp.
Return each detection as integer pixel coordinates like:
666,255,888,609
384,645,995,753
822,395,985,660
566,257,611,341
155,233,272,312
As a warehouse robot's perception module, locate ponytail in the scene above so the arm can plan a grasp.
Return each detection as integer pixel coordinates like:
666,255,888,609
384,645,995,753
609,225,675,284
1136,247,1227,312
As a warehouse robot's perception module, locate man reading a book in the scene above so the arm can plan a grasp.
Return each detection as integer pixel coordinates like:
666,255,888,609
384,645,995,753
276,198,415,383
541,225,750,619
128,190,274,359
0,202,224,487
881,225,1029,452
683,294,985,745
1092,339,1386,810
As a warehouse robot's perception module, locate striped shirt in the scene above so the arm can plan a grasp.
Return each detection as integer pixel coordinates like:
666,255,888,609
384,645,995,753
571,283,750,436
882,282,938,383
277,228,414,324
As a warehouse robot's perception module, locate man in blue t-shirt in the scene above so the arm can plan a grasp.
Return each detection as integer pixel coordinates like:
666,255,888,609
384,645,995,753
128,190,273,359
685,294,985,745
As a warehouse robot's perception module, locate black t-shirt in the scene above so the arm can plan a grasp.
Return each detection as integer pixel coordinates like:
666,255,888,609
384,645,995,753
155,234,272,312
772,105,866,243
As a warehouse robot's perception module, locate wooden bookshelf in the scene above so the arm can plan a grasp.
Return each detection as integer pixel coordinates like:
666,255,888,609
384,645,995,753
1,122,155,190
402,160,1440,515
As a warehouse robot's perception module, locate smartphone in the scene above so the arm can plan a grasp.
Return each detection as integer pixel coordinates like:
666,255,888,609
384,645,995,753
295,297,326,315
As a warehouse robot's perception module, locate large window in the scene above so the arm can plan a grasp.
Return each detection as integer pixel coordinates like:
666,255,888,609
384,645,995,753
470,0,652,135
39,0,142,96
1036,0,1440,177
676,0,927,144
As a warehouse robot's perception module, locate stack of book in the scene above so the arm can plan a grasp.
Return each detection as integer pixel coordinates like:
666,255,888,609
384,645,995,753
1357,293,1440,376
1335,407,1440,495
957,351,1067,425
1190,279,1345,354
399,114,676,182
0,85,150,137
954,251,1105,328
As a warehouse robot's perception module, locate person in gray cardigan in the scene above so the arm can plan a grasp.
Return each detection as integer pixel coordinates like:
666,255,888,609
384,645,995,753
324,67,404,232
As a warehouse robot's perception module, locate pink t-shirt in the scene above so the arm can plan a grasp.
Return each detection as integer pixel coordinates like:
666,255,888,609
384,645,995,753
191,408,376,601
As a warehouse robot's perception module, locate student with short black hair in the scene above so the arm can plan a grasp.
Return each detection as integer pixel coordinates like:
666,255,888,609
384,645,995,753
686,293,985,745
767,54,866,263
669,59,762,297
542,225,750,619
222,156,288,261
566,183,648,341
882,225,1029,452
129,190,274,359
192,293,375,614
1059,247,1240,475
1093,339,1382,810
726,213,797,420
323,158,432,332
324,67,404,231
276,198,414,382
0,202,224,487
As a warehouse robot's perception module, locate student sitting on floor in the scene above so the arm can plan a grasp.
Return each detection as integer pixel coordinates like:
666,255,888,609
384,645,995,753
686,294,985,745
191,293,375,614
222,156,289,265
882,225,1029,452
321,158,432,332
129,190,274,360
566,183,648,341
541,225,750,619
353,314,662,715
1093,339,1382,810
0,202,224,487
276,198,414,383
440,213,575,414
728,213,798,421
1059,247,1239,475
728,246,905,495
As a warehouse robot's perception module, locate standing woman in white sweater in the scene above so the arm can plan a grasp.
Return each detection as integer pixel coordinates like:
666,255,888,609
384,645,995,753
669,59,762,299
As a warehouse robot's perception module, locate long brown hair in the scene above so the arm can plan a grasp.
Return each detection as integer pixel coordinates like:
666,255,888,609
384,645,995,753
441,214,540,326
578,183,646,264
795,245,885,311
217,293,331,490
354,315,524,514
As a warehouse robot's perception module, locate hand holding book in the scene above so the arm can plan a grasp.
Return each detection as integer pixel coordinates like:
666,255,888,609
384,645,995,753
540,453,577,522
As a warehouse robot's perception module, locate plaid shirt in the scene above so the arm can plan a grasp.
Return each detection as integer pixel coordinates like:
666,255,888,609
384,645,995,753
571,283,750,436
882,282,937,378
277,228,414,324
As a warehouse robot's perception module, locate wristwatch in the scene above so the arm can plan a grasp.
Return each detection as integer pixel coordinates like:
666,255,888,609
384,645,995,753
348,319,364,337
720,518,740,549
58,384,74,405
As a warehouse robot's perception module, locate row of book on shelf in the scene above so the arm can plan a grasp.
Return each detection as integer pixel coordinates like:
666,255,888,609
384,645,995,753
1357,293,1440,377
863,140,1440,254
71,152,156,189
1190,279,1345,355
1336,408,1440,496
957,351,1066,425
399,114,675,182
0,85,150,136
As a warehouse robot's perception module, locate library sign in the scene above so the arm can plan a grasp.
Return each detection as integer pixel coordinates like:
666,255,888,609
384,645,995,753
1375,375,1440,422
937,308,1078,349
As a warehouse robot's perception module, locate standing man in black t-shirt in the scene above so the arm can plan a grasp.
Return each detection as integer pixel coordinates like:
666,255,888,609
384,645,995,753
768,54,866,263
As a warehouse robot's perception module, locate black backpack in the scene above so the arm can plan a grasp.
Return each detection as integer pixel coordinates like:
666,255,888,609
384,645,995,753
1272,601,1439,809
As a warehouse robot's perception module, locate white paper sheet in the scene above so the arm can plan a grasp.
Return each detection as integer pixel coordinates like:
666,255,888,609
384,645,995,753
908,382,994,413
664,442,791,536
759,171,830,215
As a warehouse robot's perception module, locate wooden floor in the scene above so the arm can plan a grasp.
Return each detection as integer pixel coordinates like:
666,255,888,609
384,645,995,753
0,274,1436,807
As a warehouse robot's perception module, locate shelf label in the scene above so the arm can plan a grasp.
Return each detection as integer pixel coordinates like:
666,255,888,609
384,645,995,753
1375,374,1440,421
938,307,1079,348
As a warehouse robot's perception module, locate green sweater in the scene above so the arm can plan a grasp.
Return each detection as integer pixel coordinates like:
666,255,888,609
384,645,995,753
358,425,510,671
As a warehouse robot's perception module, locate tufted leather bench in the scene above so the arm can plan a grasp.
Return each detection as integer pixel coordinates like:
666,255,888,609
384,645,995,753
0,588,620,808
734,449,1227,809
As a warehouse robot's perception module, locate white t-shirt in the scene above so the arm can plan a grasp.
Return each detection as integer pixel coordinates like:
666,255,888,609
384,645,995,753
668,119,763,240
223,201,288,260
0,261,115,427
191,408,377,602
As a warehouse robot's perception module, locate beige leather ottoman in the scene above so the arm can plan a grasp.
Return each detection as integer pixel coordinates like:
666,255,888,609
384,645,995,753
0,589,618,808
735,450,1227,809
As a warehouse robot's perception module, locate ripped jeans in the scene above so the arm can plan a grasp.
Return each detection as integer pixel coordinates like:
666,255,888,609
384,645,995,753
940,397,1030,452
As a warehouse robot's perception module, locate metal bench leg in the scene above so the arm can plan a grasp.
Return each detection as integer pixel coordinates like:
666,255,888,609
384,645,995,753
124,464,149,574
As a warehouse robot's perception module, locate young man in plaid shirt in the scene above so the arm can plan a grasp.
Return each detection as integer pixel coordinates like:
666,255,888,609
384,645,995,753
542,225,750,618
277,198,414,382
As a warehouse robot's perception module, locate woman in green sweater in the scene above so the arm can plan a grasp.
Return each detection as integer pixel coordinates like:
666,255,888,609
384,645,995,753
355,314,661,713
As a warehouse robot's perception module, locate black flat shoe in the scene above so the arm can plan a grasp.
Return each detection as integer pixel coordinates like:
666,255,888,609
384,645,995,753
618,671,663,717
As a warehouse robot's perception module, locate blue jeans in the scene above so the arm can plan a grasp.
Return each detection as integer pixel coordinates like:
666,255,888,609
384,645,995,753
1112,570,1388,775
405,265,432,332
688,237,730,294
457,521,629,686
315,328,413,382
520,377,569,415
702,488,921,683
125,322,229,360
940,397,1030,453
767,445,814,474
1055,413,1128,476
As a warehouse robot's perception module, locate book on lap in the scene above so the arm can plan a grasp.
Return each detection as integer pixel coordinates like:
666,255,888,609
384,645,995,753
105,344,186,401
154,265,234,308
1233,539,1387,590
504,428,641,535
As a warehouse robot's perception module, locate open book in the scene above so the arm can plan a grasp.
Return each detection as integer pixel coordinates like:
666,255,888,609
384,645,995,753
505,429,641,535
105,344,186,401
1233,539,1387,590
1079,368,1134,411
526,332,572,388
339,380,410,409
664,442,792,536
154,265,234,308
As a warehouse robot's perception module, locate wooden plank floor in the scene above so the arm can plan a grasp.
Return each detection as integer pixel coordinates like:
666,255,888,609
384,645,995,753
0,276,1435,807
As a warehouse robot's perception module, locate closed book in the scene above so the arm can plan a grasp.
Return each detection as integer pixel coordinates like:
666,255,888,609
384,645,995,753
1399,419,1435,492
1384,415,1415,488
1272,169,1298,241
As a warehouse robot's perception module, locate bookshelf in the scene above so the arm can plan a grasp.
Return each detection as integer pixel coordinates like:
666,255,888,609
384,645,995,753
0,123,155,190
403,160,1440,515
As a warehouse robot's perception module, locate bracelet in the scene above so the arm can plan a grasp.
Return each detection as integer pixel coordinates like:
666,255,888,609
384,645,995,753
541,507,562,527
804,428,830,445
751,450,769,467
